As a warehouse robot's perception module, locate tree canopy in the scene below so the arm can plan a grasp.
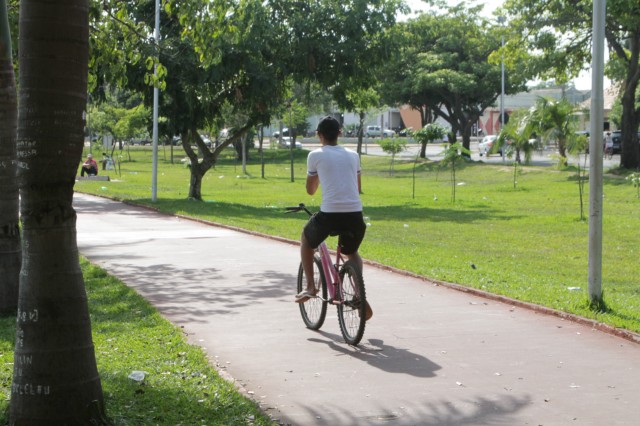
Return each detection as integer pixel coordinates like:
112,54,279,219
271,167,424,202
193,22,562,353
502,0,640,168
379,2,528,150
88,0,404,199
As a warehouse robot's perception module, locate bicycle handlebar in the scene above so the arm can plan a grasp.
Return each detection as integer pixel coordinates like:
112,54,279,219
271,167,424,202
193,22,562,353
285,203,313,216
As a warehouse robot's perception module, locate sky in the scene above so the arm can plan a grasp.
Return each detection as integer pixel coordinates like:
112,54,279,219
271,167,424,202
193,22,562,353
400,0,602,91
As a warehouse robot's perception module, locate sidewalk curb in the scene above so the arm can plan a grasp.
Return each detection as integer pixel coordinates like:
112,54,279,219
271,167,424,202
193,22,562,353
77,191,640,346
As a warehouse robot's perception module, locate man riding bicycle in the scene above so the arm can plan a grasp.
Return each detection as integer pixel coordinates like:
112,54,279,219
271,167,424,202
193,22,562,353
295,116,371,319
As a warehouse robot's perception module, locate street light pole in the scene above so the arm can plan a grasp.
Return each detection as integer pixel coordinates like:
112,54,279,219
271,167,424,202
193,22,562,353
588,0,606,304
288,100,294,182
151,0,160,202
498,16,506,161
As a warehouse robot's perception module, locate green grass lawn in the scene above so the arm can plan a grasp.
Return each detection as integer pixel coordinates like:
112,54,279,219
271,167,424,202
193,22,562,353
1,259,276,425
76,145,640,334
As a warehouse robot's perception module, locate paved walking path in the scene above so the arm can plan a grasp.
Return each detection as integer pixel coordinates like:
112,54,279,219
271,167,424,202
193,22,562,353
74,193,639,426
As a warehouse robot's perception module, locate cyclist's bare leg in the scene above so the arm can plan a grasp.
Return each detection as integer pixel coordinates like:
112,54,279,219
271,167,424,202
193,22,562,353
300,232,317,294
345,251,372,320
345,251,363,272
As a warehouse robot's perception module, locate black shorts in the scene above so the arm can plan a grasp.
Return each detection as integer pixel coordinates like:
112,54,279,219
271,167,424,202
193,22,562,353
303,211,366,255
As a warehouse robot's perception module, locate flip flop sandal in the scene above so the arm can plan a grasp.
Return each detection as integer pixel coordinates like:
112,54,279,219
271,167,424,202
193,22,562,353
294,290,318,304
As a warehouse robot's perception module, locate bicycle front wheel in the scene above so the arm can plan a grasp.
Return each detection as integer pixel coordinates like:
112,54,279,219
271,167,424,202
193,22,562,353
297,256,328,330
337,260,366,346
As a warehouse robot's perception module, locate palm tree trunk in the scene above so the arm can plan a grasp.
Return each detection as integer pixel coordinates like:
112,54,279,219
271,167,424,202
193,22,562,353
0,0,20,315
10,0,106,423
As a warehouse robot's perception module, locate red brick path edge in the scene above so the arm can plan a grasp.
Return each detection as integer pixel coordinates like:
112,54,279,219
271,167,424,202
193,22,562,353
78,192,640,346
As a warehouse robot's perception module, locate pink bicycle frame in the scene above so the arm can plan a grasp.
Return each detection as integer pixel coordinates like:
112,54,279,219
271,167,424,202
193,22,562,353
317,241,343,303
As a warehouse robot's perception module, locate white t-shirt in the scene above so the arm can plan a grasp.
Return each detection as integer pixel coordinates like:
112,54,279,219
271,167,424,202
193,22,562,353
605,134,613,148
307,145,362,212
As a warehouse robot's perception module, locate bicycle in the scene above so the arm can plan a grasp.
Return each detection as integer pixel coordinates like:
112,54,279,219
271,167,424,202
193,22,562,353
286,203,368,346
604,146,613,160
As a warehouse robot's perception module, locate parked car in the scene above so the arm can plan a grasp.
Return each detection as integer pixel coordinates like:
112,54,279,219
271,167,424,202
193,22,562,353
272,128,290,139
278,137,302,149
609,130,640,154
610,130,622,154
365,126,395,138
478,135,497,156
129,138,151,146
202,137,212,147
219,128,231,139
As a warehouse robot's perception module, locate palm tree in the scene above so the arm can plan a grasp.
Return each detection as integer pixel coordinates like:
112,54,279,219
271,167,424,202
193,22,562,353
495,110,539,189
10,0,106,423
496,109,538,165
527,96,579,159
0,0,20,315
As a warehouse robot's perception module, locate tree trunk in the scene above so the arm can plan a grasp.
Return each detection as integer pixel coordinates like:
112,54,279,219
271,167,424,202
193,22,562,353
558,136,567,159
11,0,106,423
259,127,265,179
461,116,476,153
356,111,365,156
619,80,640,169
0,0,20,315
189,165,205,200
241,135,247,174
184,125,252,200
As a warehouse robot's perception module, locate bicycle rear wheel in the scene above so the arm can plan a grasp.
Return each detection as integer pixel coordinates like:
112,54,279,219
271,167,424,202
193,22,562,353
337,260,366,345
297,256,328,330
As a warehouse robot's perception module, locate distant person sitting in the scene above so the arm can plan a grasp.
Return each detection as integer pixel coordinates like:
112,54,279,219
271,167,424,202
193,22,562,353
80,154,98,176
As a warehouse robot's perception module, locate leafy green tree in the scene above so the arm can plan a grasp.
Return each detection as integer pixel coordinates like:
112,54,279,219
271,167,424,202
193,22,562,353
341,87,382,156
567,131,589,221
413,122,447,158
274,0,404,91
91,0,283,200
502,0,640,168
379,138,407,175
89,0,404,198
10,0,106,422
113,104,150,144
0,0,20,314
440,142,471,203
379,2,527,151
89,100,150,148
627,172,640,199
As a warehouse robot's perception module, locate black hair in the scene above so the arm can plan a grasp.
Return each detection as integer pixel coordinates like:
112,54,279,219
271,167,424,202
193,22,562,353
316,116,341,142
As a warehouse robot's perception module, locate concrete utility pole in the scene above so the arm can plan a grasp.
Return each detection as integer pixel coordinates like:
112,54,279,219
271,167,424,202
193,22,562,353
498,16,506,162
588,0,606,303
151,0,160,202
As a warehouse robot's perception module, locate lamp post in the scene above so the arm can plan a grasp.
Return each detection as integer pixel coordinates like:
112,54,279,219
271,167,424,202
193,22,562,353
588,0,606,304
288,99,294,182
151,0,160,202
497,15,506,160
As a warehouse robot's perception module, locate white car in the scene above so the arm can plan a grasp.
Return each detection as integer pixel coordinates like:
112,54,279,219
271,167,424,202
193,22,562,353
279,137,302,149
478,135,498,156
272,128,290,139
365,126,395,138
